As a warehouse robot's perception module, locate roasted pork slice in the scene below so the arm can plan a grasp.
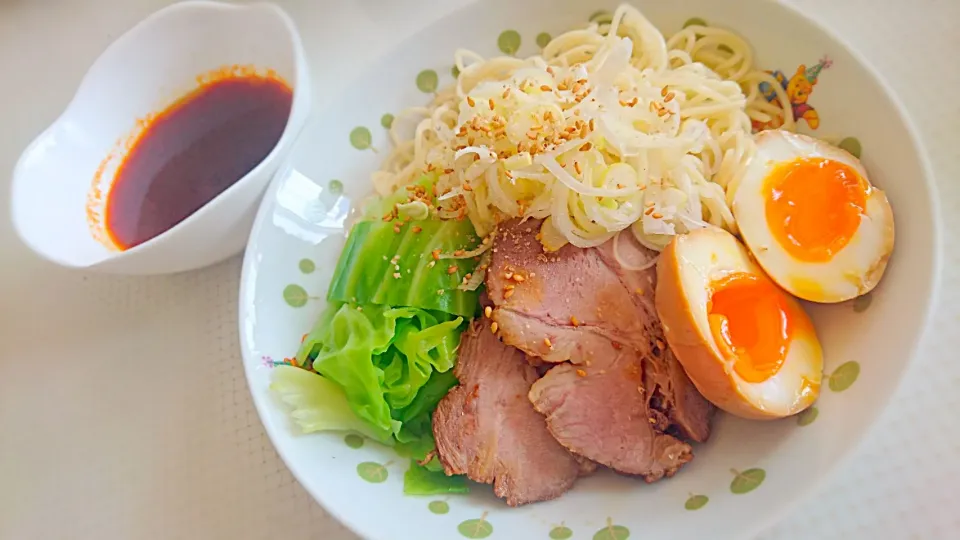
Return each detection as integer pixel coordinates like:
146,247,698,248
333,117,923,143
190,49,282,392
487,221,658,360
432,319,582,506
643,348,715,443
487,219,714,456
529,351,693,482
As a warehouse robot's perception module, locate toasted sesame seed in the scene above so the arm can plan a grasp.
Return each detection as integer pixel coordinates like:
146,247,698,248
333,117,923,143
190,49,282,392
466,96,475,107
571,315,580,327
652,212,663,219
431,249,441,260
443,168,455,174
503,271,513,280
490,322,499,333
504,289,515,299
463,183,473,191
484,306,492,318
544,337,553,348
635,288,644,295
502,87,511,99
527,131,539,140
447,265,458,274
649,417,657,424
513,274,525,282
664,92,675,102
661,86,669,97
558,83,569,91
576,369,587,377
574,161,582,174
392,272,401,279
393,224,401,233
580,142,592,151
412,225,422,233
488,98,495,110
645,207,655,216
539,84,551,91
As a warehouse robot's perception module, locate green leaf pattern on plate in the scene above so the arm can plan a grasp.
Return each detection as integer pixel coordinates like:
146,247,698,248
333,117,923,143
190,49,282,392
685,494,709,510
536,32,552,48
344,434,364,449
328,179,343,194
593,520,630,540
497,30,521,55
356,462,388,483
380,113,395,129
730,468,766,494
549,525,573,539
797,406,819,426
298,259,315,274
282,284,309,308
458,515,493,539
416,69,439,93
853,292,873,313
683,17,708,28
428,500,449,515
452,65,461,78
838,136,863,159
829,361,860,392
349,127,372,150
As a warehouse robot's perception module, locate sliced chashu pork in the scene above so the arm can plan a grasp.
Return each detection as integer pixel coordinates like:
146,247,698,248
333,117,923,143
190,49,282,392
486,219,714,476
432,318,582,506
528,352,694,481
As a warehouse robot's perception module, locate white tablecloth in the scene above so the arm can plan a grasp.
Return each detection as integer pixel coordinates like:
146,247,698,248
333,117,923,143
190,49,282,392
1,1,957,538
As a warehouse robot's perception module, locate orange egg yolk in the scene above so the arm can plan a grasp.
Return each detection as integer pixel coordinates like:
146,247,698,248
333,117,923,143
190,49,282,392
707,272,794,383
764,157,868,263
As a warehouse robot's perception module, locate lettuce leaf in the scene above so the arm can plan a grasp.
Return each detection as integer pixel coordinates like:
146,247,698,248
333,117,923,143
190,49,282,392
294,303,463,445
327,216,481,317
269,365,390,443
403,460,470,495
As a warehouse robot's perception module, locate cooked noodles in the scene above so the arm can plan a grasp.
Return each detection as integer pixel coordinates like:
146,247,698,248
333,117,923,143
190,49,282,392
373,5,793,251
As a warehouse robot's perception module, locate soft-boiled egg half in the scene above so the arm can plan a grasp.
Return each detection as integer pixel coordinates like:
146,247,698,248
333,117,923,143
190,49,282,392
732,130,895,303
656,227,822,419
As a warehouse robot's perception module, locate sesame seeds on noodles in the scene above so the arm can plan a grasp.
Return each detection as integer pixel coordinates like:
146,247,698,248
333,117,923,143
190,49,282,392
371,4,795,253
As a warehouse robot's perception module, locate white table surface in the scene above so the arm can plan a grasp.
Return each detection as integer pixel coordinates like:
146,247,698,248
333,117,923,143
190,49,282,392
1,1,957,539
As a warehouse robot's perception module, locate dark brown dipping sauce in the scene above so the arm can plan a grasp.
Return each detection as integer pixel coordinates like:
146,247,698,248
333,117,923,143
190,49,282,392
105,75,293,250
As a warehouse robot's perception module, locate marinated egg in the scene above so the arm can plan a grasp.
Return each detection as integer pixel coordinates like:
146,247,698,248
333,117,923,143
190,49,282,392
732,130,894,303
656,227,822,420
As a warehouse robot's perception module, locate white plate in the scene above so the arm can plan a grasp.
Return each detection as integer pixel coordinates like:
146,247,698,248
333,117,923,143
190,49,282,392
239,1,939,539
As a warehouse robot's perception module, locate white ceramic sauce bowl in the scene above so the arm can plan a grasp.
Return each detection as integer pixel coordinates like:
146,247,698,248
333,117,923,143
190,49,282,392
9,1,311,275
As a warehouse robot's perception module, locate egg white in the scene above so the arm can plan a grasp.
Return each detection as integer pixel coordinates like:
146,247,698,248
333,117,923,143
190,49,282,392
656,227,823,420
733,130,895,303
